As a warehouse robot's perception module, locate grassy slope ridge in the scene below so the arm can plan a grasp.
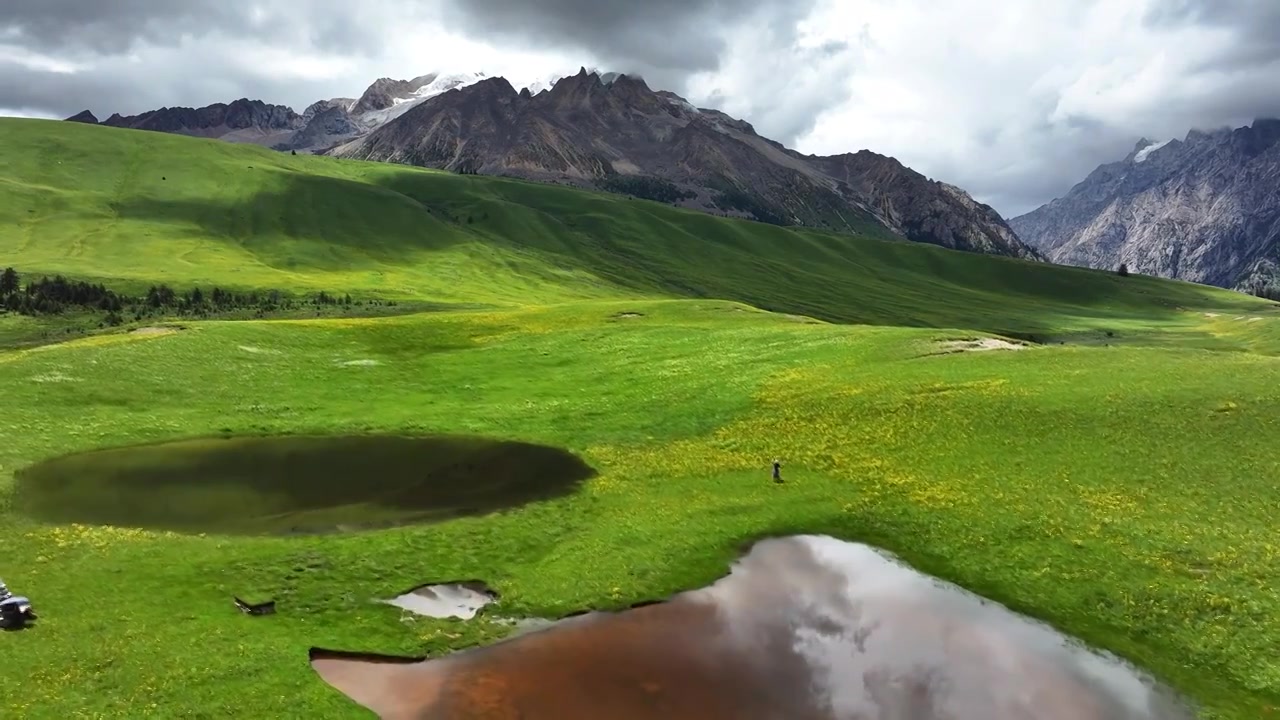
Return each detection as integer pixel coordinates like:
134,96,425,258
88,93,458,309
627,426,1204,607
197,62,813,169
2,119,1279,719
0,118,1261,338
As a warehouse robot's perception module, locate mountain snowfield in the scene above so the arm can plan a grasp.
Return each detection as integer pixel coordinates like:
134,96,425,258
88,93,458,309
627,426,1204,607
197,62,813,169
1132,138,1173,164
356,71,490,128
299,69,637,140
354,70,610,129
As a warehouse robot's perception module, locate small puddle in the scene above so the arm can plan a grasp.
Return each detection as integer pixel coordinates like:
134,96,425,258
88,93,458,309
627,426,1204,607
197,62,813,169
385,582,497,620
14,434,595,535
312,535,1195,719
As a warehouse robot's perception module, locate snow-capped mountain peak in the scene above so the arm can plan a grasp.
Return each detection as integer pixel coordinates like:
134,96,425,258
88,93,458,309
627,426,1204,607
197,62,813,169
519,77,559,96
1133,139,1171,163
359,71,488,128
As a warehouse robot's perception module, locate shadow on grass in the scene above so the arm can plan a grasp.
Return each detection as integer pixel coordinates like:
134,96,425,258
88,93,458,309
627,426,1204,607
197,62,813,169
108,172,472,271
109,162,1266,340
13,434,597,536
367,171,1257,336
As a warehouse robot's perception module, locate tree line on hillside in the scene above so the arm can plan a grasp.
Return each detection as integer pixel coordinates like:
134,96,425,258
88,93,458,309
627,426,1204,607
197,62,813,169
597,175,697,205
1114,263,1280,302
0,267,380,326
1242,280,1280,302
713,187,790,226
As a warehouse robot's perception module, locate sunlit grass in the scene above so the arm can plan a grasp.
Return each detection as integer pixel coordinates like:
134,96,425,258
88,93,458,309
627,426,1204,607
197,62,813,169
3,118,1280,719
1,301,1278,717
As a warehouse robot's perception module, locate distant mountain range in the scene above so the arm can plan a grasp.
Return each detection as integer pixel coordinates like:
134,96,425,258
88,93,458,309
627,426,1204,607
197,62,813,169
63,69,1039,260
1011,118,1280,292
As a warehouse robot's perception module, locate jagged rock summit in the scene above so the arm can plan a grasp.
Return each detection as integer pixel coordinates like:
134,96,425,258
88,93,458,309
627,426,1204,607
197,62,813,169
1011,117,1280,290
330,69,1038,258
98,98,305,147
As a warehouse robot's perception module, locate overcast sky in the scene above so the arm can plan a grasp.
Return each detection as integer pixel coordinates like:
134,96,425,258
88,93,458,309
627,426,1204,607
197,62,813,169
3,0,1279,217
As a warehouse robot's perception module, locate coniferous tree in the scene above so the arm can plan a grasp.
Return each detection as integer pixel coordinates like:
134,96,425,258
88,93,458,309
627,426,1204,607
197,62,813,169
0,267,18,295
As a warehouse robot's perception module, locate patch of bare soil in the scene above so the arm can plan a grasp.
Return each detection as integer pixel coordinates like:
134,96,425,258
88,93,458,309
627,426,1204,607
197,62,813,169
937,338,1028,353
30,372,80,383
239,345,282,355
781,314,822,324
129,326,183,337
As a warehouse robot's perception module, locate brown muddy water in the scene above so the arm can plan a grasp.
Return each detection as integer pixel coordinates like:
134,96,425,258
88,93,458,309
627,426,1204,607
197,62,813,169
311,535,1195,719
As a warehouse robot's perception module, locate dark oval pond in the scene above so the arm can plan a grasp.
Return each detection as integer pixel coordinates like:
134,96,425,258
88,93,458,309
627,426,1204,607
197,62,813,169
13,434,596,536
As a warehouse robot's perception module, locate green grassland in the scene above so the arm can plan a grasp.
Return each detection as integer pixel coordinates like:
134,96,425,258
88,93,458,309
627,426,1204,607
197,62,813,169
2,118,1279,719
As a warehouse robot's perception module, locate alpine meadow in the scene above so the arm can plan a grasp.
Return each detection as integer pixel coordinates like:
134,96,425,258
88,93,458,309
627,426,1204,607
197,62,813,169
2,117,1280,719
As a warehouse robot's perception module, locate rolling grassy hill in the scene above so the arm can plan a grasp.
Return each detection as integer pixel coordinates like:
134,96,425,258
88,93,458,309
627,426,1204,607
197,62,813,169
2,118,1280,719
1,117,1264,340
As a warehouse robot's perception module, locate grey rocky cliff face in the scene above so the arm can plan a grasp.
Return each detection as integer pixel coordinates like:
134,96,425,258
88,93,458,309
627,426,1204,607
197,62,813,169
102,99,304,136
278,101,364,153
302,98,356,124
330,69,1038,259
1011,119,1280,289
810,152,1039,259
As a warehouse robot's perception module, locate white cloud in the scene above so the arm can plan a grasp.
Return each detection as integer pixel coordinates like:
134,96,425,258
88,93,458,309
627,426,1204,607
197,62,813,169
683,3,861,144
0,107,58,119
794,0,1280,216
3,0,1280,218
0,44,88,73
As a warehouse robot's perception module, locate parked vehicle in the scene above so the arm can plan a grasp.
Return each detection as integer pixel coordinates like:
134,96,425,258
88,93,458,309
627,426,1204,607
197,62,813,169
0,579,36,629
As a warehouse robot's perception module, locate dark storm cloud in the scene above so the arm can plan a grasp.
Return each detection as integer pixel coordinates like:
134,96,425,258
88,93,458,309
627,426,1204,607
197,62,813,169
1145,0,1280,34
1,0,389,54
3,0,233,53
0,57,353,121
436,0,818,93
1144,0,1280,68
0,1,429,118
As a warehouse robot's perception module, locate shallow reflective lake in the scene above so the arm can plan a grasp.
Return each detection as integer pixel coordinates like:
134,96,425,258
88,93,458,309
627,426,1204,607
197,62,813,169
312,535,1195,719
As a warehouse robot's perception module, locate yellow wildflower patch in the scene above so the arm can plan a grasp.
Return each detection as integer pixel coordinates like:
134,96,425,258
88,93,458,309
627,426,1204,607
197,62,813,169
25,522,172,550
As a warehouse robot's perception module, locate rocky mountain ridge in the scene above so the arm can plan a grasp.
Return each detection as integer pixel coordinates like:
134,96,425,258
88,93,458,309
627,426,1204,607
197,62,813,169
68,72,490,155
65,68,1038,259
93,98,306,147
1011,118,1280,290
330,69,1037,258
